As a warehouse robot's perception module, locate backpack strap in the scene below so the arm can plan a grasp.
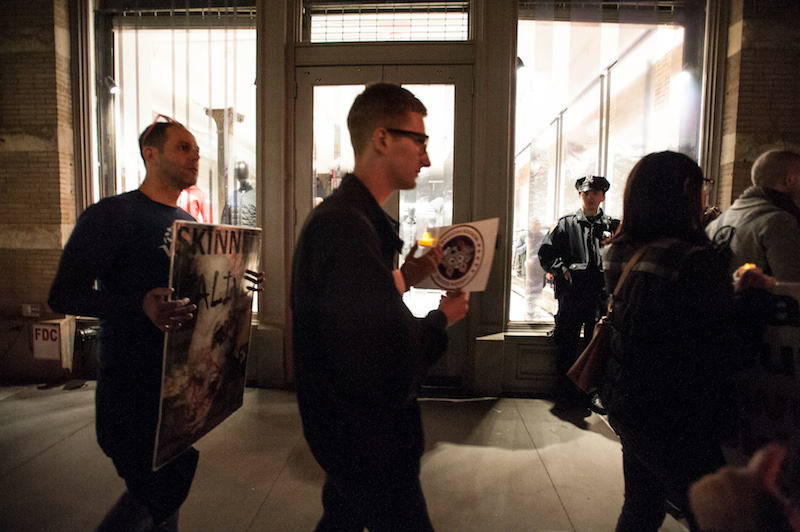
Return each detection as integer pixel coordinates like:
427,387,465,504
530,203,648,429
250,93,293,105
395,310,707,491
607,244,650,314
710,206,774,254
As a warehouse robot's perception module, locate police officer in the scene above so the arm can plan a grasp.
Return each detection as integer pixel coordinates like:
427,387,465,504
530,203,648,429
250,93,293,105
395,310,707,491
538,175,619,412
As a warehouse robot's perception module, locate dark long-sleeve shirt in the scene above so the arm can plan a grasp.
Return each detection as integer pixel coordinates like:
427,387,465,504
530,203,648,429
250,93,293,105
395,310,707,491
48,190,195,459
49,190,194,377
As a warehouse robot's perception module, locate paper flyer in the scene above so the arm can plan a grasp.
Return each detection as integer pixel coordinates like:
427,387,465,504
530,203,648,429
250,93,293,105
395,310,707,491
153,221,262,471
413,218,499,293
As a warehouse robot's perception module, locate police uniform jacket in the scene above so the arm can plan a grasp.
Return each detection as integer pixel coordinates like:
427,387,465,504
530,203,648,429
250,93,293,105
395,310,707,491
538,208,619,298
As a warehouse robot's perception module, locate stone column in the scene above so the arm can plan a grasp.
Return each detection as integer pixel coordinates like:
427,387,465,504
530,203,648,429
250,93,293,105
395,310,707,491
717,0,800,208
0,0,75,380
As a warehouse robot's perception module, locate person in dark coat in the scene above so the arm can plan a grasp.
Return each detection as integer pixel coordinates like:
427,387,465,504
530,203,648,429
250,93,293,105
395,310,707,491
538,175,619,412
598,151,771,532
291,83,470,531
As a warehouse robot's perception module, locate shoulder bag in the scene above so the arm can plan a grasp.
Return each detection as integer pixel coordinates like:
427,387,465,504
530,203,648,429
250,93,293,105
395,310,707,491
567,244,649,393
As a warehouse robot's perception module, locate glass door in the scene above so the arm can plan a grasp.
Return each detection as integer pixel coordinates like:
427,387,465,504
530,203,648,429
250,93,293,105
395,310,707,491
294,64,473,383
294,66,382,230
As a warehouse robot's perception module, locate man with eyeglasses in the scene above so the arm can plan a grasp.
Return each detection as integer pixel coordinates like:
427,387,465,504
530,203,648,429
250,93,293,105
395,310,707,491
49,116,204,531
291,83,470,531
538,175,619,415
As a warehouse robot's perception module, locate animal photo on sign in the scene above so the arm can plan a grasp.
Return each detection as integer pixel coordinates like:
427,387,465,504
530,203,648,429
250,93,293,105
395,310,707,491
440,236,475,280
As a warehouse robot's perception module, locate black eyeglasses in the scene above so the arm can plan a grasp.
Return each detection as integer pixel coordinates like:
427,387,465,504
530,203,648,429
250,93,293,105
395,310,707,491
386,128,429,154
141,113,181,146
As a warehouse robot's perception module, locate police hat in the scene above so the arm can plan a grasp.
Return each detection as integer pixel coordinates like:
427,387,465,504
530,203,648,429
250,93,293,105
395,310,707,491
575,175,610,193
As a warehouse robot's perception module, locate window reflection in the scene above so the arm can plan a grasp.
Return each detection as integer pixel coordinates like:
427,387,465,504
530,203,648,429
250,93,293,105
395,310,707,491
399,84,455,253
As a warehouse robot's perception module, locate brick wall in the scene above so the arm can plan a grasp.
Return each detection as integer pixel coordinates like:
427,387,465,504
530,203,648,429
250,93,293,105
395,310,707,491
718,0,800,208
0,0,74,381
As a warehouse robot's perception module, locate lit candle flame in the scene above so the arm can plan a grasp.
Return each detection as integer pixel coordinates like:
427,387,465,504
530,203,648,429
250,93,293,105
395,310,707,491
418,231,435,246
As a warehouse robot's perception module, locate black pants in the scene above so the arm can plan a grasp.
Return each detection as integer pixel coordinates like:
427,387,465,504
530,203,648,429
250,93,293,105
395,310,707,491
609,415,724,532
315,471,434,532
96,379,199,524
553,292,601,397
109,447,199,524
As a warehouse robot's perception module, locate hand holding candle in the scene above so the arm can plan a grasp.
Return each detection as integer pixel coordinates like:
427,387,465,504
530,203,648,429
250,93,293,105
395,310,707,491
401,239,443,288
734,263,776,292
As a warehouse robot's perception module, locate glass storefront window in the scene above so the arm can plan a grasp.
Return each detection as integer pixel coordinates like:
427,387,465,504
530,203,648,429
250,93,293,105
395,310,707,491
108,23,257,228
512,18,692,323
398,84,455,318
605,28,686,218
398,84,455,254
559,78,603,217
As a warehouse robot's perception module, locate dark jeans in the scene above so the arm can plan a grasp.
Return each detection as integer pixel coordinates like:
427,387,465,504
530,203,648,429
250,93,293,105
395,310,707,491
315,472,434,532
608,415,724,532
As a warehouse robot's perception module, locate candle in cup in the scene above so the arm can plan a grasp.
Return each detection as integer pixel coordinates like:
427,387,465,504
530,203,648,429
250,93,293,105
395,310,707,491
418,231,436,247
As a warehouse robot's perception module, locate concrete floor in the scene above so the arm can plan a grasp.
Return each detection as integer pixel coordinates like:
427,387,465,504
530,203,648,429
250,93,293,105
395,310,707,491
0,382,688,531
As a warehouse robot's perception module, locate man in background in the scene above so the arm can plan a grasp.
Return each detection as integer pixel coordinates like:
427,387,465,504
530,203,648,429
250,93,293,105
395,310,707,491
291,83,469,530
707,149,800,281
538,175,619,413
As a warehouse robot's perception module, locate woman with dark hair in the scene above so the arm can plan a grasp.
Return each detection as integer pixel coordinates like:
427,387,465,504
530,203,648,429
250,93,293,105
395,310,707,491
598,151,764,531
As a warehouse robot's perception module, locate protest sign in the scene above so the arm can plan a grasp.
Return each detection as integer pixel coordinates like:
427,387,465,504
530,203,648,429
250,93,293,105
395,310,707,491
153,221,261,470
734,283,800,457
413,218,499,292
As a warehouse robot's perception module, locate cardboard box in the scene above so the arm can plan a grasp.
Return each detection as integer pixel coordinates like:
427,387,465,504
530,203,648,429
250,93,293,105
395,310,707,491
32,317,76,370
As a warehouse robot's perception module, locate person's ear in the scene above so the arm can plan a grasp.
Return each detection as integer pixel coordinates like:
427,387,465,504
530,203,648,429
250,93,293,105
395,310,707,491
142,145,158,166
372,128,390,155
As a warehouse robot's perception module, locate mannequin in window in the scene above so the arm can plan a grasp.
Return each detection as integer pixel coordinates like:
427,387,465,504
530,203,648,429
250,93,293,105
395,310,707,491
221,161,257,227
177,184,212,223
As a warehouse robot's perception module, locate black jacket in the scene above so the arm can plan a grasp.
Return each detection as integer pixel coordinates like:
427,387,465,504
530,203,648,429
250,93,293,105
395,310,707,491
290,174,449,483
538,209,619,298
